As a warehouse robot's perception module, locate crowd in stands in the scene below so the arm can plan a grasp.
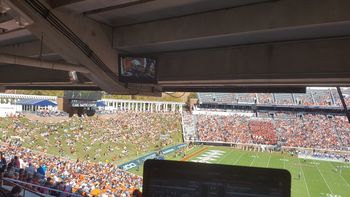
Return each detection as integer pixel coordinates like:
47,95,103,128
181,112,198,141
197,115,253,144
35,111,68,117
249,121,277,145
276,114,343,150
195,113,350,151
257,93,274,104
0,144,142,196
0,111,182,164
0,111,183,196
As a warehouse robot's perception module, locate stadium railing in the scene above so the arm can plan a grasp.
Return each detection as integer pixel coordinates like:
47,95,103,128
192,141,276,150
281,146,350,153
190,141,350,162
1,177,81,197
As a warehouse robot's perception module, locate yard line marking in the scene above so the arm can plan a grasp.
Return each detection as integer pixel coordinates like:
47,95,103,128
250,154,257,167
298,158,311,197
328,163,350,190
316,165,334,194
283,155,286,169
339,170,350,189
216,150,232,164
266,152,272,168
233,151,245,165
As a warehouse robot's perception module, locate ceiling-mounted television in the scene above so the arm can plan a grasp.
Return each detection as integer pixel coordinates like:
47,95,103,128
118,55,157,84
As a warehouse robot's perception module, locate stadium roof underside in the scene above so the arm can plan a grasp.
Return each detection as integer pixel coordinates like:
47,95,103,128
0,0,350,94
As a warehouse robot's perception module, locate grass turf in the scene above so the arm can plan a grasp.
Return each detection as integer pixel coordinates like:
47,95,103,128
130,146,350,197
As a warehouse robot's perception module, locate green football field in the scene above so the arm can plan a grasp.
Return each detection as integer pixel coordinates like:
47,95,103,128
130,146,350,197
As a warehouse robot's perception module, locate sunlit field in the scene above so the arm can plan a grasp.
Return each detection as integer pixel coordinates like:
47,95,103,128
131,146,350,197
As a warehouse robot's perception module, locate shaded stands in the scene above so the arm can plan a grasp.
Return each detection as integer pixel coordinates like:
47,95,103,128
294,93,313,106
16,99,57,112
310,89,333,106
197,88,350,109
198,93,256,104
198,103,346,116
275,93,293,105
256,93,274,104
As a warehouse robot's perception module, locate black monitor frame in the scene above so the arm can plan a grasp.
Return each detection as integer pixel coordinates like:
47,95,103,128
118,55,158,84
143,160,291,197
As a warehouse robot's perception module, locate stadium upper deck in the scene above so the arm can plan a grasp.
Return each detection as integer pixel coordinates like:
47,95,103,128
197,87,350,107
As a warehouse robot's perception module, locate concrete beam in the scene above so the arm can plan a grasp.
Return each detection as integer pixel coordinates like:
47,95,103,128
48,0,85,8
0,40,54,57
0,64,70,83
3,83,100,91
0,28,36,46
5,0,132,94
0,53,89,73
114,0,350,53
157,37,350,86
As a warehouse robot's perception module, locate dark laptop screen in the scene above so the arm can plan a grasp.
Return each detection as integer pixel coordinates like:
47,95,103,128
143,160,291,197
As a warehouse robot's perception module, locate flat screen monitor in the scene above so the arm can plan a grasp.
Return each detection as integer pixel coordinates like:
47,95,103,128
143,160,291,197
118,55,157,84
64,91,102,101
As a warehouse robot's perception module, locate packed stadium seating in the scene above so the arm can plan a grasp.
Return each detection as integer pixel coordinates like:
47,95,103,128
249,121,277,145
194,113,350,150
181,112,198,141
1,92,350,196
0,144,142,196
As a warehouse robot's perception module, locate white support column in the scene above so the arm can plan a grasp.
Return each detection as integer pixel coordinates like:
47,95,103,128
128,102,131,111
165,104,168,112
143,102,146,111
179,105,183,113
150,103,153,112
136,102,139,111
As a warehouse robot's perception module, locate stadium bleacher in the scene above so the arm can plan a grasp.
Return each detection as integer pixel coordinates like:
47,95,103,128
1,88,350,196
191,113,350,150
197,87,350,107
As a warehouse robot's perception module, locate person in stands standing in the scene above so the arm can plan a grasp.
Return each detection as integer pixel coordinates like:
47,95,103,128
13,156,20,169
37,164,46,178
0,152,6,172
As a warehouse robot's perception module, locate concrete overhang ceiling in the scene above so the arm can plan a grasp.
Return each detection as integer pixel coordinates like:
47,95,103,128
0,0,349,93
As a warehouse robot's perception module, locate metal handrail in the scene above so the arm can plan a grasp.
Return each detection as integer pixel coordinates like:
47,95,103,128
1,177,45,197
1,177,82,197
